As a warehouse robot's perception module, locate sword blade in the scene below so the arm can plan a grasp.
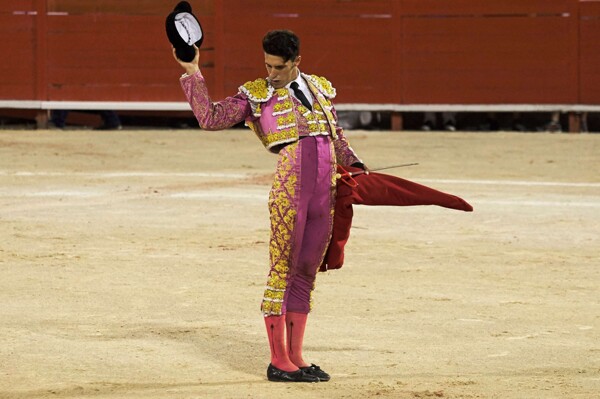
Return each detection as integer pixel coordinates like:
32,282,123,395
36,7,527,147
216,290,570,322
343,162,419,178
370,163,419,172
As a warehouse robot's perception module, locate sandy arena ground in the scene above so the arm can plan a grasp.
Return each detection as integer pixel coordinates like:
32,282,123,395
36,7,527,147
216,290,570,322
0,129,599,398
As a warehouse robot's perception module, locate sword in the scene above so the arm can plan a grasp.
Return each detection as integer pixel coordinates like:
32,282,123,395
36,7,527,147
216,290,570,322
336,163,419,186
367,163,419,173
344,162,419,177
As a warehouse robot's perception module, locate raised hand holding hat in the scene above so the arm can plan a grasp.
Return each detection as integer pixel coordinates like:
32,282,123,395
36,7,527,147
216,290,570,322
165,1,204,62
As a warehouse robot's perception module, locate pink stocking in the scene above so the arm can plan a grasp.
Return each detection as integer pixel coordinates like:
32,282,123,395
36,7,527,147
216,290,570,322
264,315,298,372
286,312,310,368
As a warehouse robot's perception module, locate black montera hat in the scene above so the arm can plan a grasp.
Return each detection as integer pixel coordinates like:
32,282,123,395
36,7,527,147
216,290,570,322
165,1,204,62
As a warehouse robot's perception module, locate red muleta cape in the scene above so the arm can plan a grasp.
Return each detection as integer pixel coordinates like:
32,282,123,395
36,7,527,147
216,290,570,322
320,165,473,272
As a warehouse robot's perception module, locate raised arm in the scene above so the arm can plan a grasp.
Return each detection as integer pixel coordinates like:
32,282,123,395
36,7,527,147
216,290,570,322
174,46,251,130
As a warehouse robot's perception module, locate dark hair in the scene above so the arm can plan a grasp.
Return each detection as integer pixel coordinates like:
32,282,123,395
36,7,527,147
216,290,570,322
262,30,300,62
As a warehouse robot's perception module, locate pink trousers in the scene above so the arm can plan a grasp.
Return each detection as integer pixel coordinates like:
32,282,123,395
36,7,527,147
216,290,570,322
282,135,333,314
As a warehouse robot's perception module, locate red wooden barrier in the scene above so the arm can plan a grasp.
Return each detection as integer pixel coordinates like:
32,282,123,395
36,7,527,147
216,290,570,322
579,0,600,103
400,0,578,104
1,0,599,108
0,1,36,100
43,0,212,101
218,0,399,103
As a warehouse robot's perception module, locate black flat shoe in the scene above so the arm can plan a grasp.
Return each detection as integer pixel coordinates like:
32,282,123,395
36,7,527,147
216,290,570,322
267,364,319,383
300,364,330,382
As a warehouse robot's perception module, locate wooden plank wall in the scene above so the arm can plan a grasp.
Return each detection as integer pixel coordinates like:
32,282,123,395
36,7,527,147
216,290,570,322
0,0,36,100
1,0,599,105
42,0,213,101
579,0,600,103
400,0,578,104
219,0,398,103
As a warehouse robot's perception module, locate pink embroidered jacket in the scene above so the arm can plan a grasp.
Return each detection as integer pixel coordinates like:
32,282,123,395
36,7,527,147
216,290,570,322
180,70,362,166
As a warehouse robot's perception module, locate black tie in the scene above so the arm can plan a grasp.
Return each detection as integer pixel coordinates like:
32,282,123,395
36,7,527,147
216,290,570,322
290,81,312,111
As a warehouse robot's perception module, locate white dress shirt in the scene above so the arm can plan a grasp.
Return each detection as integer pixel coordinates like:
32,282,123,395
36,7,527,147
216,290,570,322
285,71,314,107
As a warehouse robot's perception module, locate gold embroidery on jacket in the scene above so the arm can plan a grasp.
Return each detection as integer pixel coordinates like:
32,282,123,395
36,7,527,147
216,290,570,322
303,74,337,99
239,78,274,102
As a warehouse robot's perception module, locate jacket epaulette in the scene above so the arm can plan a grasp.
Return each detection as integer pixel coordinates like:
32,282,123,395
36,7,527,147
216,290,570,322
239,78,274,102
239,74,337,102
303,73,336,99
